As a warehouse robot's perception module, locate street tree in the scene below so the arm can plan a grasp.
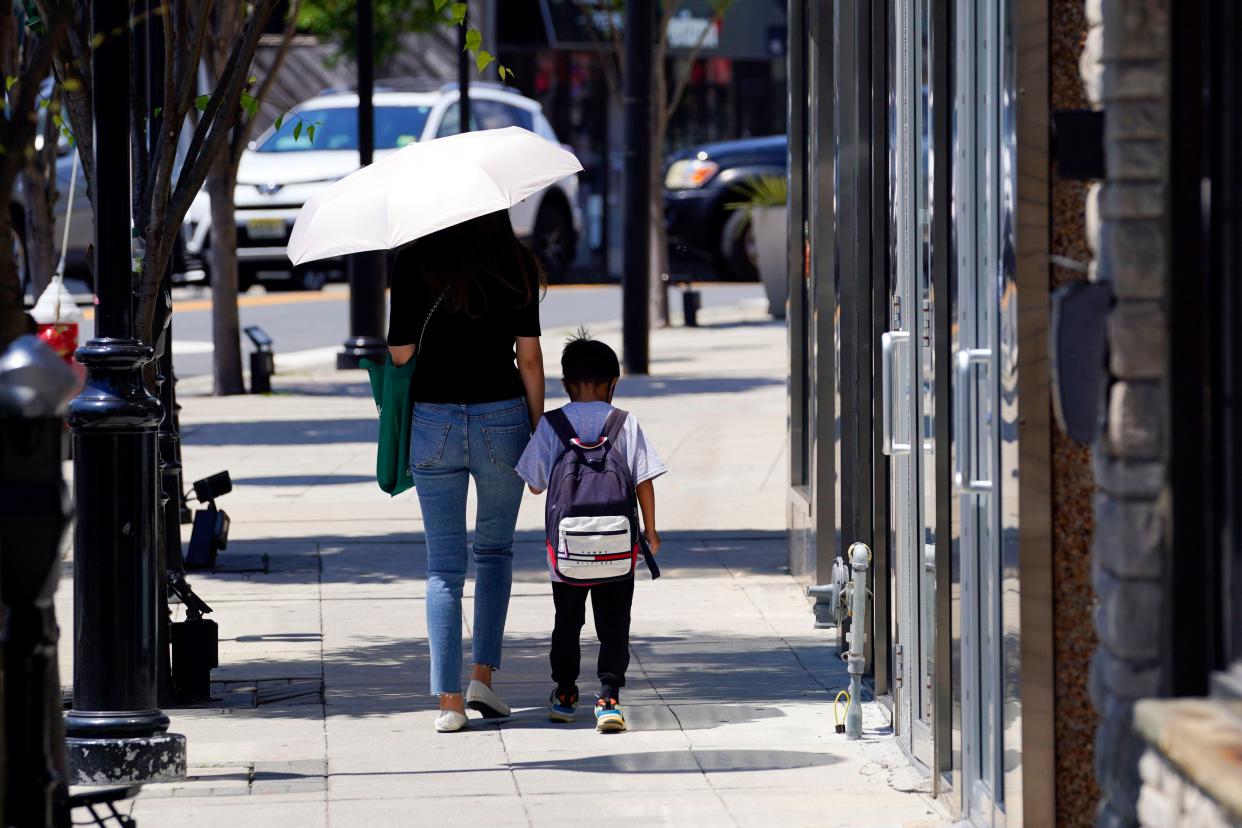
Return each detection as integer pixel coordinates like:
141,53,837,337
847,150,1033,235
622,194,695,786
576,0,733,325
0,0,71,350
19,83,63,301
204,1,301,395
46,0,287,349
299,0,447,75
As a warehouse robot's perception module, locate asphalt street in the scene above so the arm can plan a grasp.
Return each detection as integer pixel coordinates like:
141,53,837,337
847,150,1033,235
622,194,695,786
62,280,766,379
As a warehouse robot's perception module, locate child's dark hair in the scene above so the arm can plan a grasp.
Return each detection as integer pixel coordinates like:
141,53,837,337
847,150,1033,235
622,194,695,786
561,329,620,386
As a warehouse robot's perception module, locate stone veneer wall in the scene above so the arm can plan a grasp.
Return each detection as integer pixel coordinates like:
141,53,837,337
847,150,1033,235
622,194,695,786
1084,0,1172,825
1138,750,1241,828
1051,1,1099,825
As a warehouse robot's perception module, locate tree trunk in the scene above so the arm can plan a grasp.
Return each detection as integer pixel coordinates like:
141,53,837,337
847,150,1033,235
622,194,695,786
21,157,58,300
206,157,245,395
0,208,29,350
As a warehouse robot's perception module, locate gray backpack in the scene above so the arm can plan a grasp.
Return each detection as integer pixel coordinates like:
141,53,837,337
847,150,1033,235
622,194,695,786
543,408,660,585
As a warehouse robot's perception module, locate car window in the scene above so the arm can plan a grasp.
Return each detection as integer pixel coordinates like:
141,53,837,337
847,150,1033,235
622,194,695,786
436,100,533,136
258,105,432,152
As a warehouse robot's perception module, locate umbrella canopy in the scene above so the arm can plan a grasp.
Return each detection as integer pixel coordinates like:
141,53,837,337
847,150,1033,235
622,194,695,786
286,126,583,266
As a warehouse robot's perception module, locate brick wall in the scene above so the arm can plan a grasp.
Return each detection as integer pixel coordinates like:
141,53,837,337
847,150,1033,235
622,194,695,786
1086,0,1172,825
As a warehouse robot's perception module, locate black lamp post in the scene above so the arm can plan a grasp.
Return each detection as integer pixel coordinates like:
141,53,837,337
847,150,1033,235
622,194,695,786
622,0,654,375
458,3,471,132
337,0,388,369
64,0,185,783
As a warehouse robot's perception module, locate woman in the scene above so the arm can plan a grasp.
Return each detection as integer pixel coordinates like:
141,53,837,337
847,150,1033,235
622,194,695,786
387,210,545,733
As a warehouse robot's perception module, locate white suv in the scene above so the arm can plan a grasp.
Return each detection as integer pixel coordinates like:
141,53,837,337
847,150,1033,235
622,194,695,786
184,82,582,290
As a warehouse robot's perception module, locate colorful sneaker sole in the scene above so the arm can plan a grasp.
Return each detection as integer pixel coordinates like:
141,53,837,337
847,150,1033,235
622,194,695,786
548,706,576,723
595,711,626,732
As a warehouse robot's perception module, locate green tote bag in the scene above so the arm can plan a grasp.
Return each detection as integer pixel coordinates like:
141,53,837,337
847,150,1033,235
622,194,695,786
360,295,443,496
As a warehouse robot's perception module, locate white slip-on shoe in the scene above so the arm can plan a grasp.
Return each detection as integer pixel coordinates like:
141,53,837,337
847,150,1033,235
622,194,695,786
466,679,512,719
435,709,468,733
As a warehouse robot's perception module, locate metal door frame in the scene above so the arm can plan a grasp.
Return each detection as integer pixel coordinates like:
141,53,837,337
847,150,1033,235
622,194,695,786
885,0,935,768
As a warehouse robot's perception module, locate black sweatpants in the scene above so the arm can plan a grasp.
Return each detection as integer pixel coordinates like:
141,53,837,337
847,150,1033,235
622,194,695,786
550,576,635,701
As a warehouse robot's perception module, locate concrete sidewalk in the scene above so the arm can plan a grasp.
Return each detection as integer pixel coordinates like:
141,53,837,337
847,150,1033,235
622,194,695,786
63,305,946,827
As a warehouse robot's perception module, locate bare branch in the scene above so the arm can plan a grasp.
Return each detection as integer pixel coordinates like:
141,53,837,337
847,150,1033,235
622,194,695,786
139,0,280,339
231,0,301,167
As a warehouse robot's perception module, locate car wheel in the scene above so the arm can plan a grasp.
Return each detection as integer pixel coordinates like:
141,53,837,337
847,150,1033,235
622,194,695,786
720,210,759,282
238,265,258,294
293,266,327,292
532,200,575,284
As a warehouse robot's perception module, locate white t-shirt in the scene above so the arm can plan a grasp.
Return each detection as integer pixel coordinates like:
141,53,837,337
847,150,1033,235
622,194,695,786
515,401,667,491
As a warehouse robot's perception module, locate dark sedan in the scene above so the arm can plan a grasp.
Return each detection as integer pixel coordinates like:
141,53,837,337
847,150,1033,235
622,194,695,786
663,134,787,282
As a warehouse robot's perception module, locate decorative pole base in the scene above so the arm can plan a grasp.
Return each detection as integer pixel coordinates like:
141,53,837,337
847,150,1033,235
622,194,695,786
67,732,186,785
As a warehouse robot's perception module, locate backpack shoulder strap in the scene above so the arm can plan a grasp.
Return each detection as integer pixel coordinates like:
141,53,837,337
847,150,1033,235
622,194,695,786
544,409,578,449
602,408,628,444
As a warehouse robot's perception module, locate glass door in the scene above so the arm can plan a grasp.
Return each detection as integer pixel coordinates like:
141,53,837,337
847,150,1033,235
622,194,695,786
883,0,937,769
953,0,1006,821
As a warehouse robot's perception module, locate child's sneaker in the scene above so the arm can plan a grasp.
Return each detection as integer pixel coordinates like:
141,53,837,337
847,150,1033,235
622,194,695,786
594,698,626,732
548,686,578,723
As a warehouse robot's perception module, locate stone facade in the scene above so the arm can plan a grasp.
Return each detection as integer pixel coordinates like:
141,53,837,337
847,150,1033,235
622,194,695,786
1133,699,1242,828
1085,0,1173,825
1138,751,1241,828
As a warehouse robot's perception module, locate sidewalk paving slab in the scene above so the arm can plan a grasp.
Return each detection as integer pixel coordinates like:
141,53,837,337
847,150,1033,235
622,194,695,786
62,307,948,827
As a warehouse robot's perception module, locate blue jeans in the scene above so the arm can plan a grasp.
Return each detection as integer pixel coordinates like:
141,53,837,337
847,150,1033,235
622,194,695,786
410,398,530,695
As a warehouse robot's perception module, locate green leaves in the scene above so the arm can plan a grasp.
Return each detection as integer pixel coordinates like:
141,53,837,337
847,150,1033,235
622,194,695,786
308,124,317,144
274,113,285,131
464,27,481,53
432,0,449,10
195,94,211,112
293,121,303,141
450,2,467,25
476,50,494,73
240,93,259,118
5,77,16,92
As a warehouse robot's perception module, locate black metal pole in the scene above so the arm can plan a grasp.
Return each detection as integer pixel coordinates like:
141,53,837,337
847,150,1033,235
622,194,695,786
337,0,388,369
64,0,185,784
622,0,653,374
458,4,471,132
140,0,184,707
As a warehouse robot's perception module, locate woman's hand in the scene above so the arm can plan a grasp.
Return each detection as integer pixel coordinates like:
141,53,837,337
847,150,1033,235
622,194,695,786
516,336,544,430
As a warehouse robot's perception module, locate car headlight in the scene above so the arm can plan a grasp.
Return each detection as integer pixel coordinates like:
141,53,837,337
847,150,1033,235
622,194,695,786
664,158,719,190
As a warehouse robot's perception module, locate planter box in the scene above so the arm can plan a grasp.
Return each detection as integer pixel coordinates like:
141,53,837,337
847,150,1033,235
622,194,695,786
751,205,788,319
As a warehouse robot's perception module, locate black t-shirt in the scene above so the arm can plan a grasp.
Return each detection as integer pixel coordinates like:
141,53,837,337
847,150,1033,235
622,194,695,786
386,258,541,404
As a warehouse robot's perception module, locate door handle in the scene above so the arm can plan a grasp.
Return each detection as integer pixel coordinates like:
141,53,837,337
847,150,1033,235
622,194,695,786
954,348,993,493
881,331,911,456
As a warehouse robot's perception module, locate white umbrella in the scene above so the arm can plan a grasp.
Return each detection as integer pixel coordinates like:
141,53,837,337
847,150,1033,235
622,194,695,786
286,126,583,266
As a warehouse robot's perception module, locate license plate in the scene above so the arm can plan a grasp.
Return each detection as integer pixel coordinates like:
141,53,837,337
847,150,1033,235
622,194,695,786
246,218,286,240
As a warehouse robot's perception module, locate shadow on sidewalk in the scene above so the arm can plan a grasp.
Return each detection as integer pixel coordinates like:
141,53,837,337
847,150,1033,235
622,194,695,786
189,629,843,728
508,748,840,774
201,529,790,587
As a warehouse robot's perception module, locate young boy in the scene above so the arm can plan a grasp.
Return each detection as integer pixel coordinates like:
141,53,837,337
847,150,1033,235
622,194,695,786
515,334,665,733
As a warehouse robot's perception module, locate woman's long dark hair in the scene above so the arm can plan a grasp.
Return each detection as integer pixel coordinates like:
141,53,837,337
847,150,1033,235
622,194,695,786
400,210,545,316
